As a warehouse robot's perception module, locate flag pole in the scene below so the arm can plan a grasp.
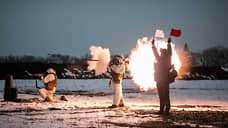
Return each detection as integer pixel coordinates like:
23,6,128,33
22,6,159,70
152,30,157,48
169,28,173,43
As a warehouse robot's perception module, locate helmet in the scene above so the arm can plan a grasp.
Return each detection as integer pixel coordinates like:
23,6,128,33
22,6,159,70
46,68,56,74
112,55,125,65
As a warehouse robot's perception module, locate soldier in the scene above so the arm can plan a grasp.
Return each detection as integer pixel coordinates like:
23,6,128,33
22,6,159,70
152,38,177,114
33,68,66,102
108,55,126,108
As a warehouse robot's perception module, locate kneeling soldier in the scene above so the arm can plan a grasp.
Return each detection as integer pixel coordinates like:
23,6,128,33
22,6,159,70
33,68,58,102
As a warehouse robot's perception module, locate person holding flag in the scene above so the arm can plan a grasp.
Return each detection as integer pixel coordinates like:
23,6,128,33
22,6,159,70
152,29,179,114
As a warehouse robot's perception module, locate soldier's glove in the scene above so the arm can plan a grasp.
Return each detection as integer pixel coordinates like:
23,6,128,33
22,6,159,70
168,37,171,44
151,39,155,45
39,76,43,80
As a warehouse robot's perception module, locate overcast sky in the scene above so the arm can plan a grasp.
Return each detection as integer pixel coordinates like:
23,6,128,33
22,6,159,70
0,0,227,57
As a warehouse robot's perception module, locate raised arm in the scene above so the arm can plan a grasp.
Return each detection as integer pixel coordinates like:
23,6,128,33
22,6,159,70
32,73,44,77
152,39,159,60
167,37,173,67
167,37,172,56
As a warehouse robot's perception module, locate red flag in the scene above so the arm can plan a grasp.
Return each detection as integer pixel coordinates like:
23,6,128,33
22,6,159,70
170,29,181,37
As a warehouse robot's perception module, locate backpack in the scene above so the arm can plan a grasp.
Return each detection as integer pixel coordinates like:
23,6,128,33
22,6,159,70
169,69,177,83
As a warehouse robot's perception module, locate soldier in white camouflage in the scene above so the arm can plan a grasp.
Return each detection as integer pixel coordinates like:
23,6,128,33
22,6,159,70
108,55,126,108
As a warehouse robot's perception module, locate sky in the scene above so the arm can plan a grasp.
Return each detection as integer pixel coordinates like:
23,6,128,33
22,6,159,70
0,0,227,57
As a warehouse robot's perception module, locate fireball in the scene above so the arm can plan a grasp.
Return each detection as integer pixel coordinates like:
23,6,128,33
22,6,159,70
128,37,181,91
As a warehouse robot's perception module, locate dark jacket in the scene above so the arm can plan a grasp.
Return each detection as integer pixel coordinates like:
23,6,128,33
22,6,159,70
152,43,172,83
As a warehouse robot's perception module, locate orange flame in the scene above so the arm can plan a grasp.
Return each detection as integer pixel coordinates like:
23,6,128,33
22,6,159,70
128,37,181,91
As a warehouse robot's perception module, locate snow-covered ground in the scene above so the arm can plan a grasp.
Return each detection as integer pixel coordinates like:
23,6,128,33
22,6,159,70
0,79,228,127
1,79,227,106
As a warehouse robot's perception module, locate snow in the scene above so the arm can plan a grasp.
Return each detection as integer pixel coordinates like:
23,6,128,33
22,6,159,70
1,79,228,106
63,68,76,78
73,67,81,73
1,79,228,107
221,67,228,72
0,79,228,127
184,72,216,80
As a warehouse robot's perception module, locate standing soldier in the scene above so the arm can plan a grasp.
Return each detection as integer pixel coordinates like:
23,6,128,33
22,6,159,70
108,55,126,108
152,38,177,114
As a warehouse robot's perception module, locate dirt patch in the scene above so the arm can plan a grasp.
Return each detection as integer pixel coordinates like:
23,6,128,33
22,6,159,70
126,109,228,128
101,120,137,127
168,111,228,128
102,120,194,128
139,120,193,128
0,107,41,113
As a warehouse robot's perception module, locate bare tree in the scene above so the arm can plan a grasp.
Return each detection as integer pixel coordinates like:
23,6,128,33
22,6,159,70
200,46,228,67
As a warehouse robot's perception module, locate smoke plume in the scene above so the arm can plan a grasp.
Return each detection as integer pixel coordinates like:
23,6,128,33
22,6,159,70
87,46,111,75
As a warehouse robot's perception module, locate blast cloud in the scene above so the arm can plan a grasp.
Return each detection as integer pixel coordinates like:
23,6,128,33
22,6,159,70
128,37,181,91
87,46,111,75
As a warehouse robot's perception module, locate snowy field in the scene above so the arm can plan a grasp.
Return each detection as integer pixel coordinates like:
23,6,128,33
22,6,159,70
0,79,228,127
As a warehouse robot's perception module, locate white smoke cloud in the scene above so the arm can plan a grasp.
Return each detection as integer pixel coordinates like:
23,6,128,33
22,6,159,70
87,46,111,75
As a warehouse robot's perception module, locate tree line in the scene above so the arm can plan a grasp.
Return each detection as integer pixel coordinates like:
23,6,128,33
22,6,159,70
1,45,228,67
179,44,228,68
200,46,228,67
0,53,90,65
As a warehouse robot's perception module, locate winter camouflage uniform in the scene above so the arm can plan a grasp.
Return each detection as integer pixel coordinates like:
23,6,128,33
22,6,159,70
108,55,126,107
39,68,58,101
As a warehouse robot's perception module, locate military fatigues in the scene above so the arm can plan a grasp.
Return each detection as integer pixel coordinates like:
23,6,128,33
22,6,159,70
108,55,125,107
39,68,58,101
152,39,176,113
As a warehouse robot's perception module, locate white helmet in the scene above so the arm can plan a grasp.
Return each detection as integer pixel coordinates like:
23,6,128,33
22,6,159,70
46,68,56,74
112,55,125,65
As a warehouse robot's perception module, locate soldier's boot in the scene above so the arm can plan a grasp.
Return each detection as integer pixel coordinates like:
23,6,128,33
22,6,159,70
108,105,118,108
165,104,170,115
119,96,125,107
60,96,68,101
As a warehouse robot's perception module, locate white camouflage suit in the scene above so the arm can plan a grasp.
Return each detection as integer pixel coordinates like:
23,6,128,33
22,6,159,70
108,55,126,106
39,68,57,101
